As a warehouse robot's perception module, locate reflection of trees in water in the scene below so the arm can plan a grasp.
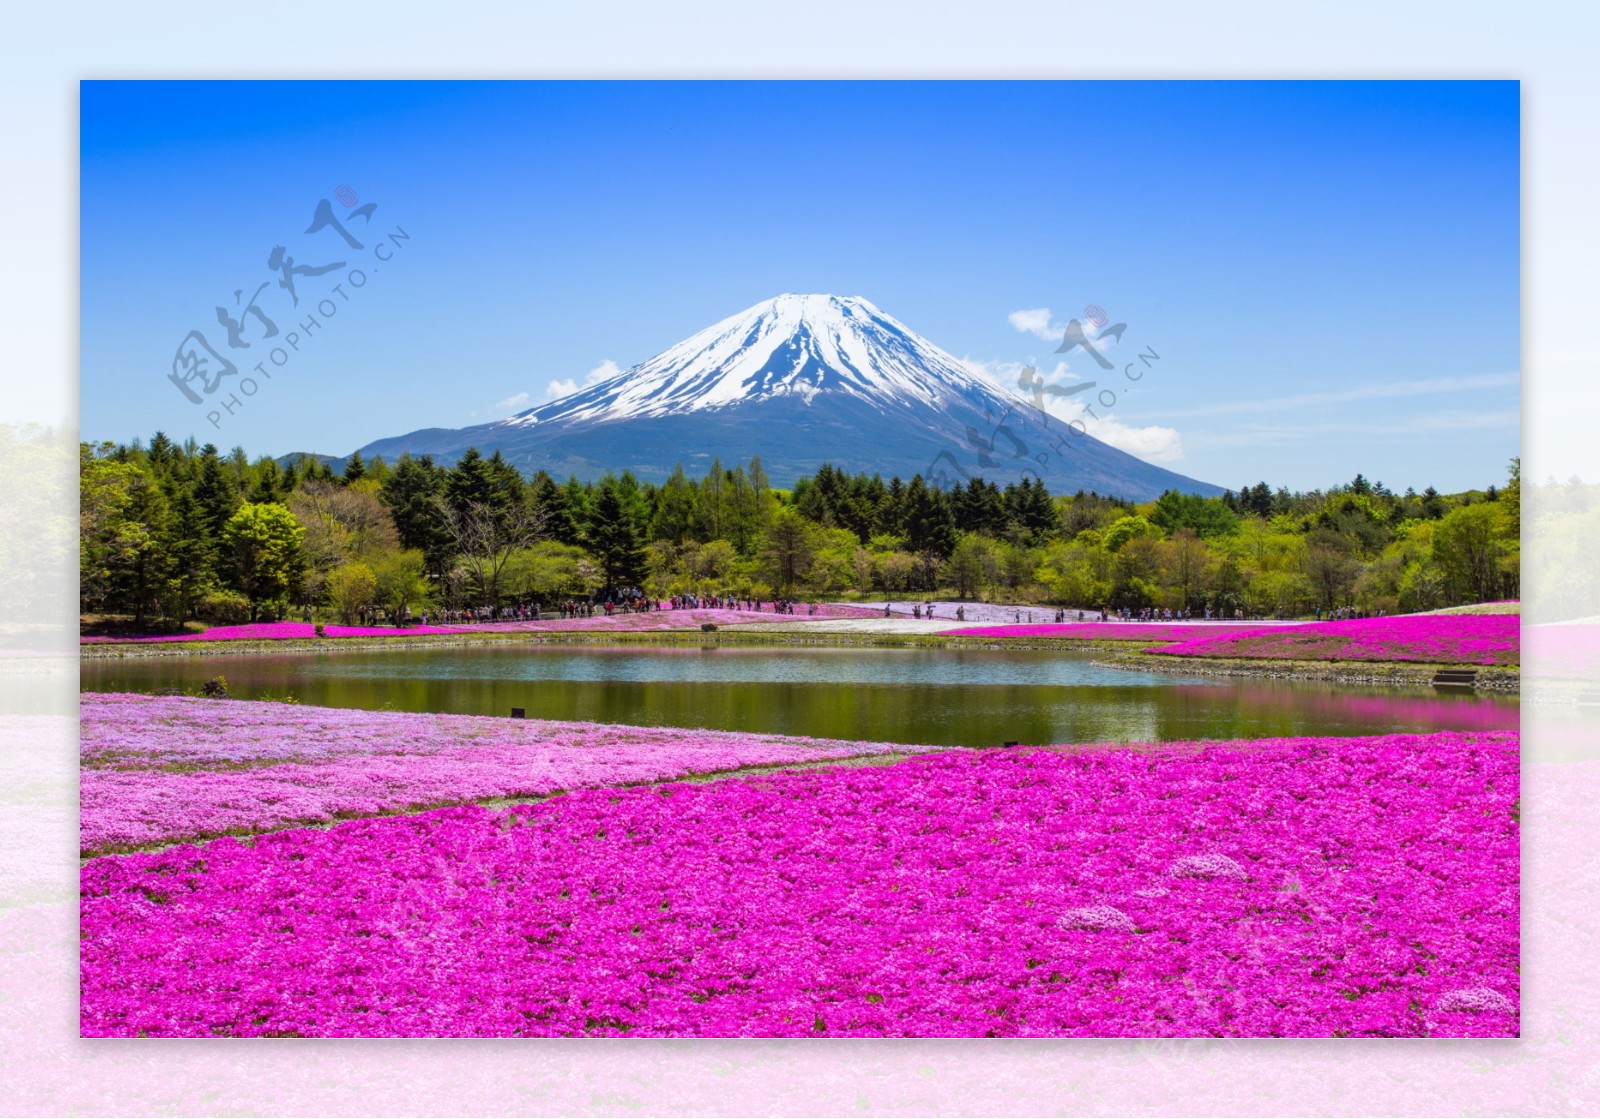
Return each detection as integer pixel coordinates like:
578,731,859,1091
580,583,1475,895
79,648,1518,749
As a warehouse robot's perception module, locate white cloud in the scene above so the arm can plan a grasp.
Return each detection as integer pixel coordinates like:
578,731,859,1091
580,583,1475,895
1044,394,1186,461
1007,307,1059,341
1085,417,1186,461
542,358,627,403
584,359,624,384
493,391,531,414
1006,307,1127,374
964,357,1184,462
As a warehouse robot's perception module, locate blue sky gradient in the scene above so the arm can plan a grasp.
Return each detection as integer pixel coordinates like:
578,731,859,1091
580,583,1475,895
80,80,1519,492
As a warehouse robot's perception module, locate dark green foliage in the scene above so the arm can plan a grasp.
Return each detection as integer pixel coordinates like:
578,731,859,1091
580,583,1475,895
78,432,1521,621
585,478,646,588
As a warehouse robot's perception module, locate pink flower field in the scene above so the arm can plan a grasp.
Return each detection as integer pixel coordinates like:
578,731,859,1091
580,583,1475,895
79,704,1519,1038
1147,615,1520,666
80,694,925,855
945,623,1263,641
80,605,877,645
80,621,449,643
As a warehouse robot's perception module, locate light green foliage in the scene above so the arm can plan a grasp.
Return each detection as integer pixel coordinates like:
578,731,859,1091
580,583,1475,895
78,439,1523,624
220,502,307,621
326,561,378,623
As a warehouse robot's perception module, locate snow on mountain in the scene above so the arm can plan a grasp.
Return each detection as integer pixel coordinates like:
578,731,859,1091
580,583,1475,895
501,294,1019,428
351,293,1223,500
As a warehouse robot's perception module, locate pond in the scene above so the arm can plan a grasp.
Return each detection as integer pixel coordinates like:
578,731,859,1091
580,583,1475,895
80,644,1521,748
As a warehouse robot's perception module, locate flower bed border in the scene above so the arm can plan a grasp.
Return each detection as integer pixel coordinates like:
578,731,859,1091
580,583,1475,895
1100,651,1520,692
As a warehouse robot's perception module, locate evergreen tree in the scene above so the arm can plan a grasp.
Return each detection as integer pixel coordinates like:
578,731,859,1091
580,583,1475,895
650,465,698,545
585,479,645,588
163,486,214,623
381,454,453,574
248,457,284,504
903,475,957,557
192,446,241,543
530,470,579,545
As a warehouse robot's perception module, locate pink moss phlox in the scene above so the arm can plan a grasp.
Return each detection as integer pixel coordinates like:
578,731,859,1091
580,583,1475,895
1148,615,1519,666
78,695,925,853
80,729,1520,1038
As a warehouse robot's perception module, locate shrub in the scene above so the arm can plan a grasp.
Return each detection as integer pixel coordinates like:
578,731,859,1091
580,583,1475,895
196,590,251,624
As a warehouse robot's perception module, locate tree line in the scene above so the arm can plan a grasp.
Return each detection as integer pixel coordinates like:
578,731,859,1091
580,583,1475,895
79,432,1521,627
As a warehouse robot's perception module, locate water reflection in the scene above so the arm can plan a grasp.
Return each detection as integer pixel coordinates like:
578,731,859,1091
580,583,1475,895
80,644,1518,749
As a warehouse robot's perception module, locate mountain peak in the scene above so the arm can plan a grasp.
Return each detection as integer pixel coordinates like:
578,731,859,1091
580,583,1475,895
504,293,1001,428
356,292,1223,499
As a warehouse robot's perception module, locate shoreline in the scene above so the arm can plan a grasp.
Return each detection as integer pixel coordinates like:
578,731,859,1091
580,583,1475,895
1099,651,1521,692
77,625,1522,691
77,627,1188,658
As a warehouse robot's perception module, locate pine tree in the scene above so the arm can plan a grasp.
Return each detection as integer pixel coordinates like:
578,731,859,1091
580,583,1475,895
381,454,453,574
903,475,957,557
650,465,697,545
193,446,241,543
530,470,579,544
164,486,214,622
585,479,645,589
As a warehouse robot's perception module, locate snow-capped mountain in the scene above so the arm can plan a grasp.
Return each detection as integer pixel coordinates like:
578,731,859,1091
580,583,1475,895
504,294,1019,425
353,294,1221,499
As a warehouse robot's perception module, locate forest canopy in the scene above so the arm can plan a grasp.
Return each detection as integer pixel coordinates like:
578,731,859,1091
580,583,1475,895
78,434,1522,626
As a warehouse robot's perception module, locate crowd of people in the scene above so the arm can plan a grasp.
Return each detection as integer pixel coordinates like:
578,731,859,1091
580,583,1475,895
415,603,545,626
343,596,1377,630
347,592,829,627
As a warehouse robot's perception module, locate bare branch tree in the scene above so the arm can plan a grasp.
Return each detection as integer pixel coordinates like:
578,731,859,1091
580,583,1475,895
433,496,548,605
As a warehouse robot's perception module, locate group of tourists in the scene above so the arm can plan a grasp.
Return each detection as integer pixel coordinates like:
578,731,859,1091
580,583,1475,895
351,605,415,627
418,603,544,626
664,594,817,614
1315,605,1378,621
671,594,743,611
765,599,815,615
1108,606,1204,622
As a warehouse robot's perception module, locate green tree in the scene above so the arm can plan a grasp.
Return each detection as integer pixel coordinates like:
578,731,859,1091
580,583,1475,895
372,549,431,620
192,445,241,543
1150,489,1239,540
903,475,957,557
220,502,307,621
163,486,215,623
585,479,645,588
381,454,453,575
650,465,698,545
1102,514,1159,553
326,561,378,623
946,534,998,599
761,506,816,593
1433,503,1511,604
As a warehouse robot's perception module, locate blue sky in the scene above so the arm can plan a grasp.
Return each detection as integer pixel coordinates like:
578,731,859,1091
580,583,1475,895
80,80,1519,493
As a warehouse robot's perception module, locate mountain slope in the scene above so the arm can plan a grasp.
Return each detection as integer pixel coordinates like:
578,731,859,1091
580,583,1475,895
355,294,1221,500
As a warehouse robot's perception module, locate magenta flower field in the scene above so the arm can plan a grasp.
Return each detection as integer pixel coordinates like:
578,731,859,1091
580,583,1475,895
80,605,878,645
80,621,441,643
79,703,1519,1038
80,695,923,855
945,623,1260,641
1148,615,1520,666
